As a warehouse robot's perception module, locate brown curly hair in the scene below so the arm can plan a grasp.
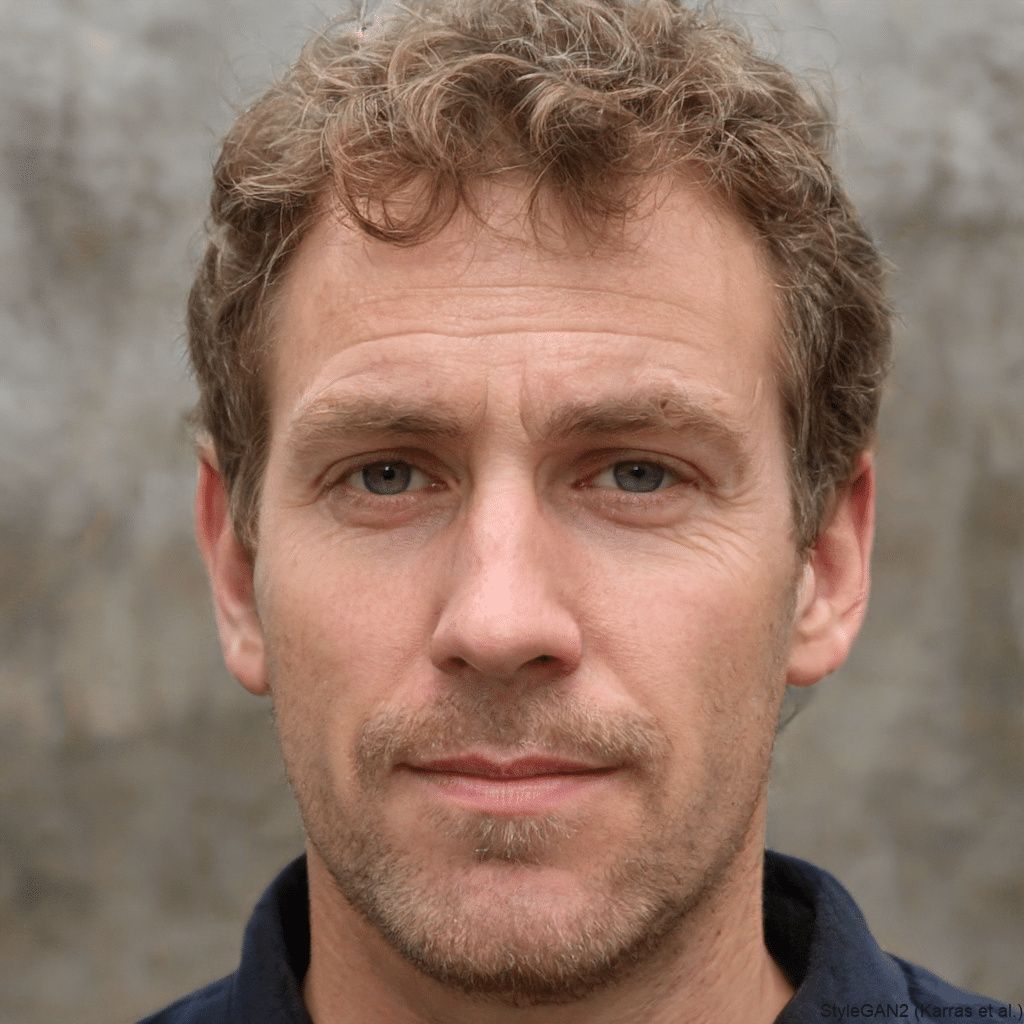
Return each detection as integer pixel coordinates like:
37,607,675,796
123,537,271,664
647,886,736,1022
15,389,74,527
188,0,891,555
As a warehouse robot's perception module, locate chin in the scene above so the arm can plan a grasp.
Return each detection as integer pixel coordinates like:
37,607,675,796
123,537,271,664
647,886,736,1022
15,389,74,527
309,793,751,1007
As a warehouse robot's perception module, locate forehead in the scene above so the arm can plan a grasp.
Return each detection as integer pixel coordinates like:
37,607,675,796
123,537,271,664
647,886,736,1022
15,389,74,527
268,178,779,427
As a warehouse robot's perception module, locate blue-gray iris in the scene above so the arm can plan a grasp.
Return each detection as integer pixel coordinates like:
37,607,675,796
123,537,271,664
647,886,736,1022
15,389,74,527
362,463,412,495
614,462,665,492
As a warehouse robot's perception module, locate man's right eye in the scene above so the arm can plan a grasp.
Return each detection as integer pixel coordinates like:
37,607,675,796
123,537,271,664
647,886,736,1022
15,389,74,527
344,461,432,495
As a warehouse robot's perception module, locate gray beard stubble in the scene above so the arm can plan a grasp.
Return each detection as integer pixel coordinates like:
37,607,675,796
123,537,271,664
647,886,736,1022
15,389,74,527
283,690,768,1006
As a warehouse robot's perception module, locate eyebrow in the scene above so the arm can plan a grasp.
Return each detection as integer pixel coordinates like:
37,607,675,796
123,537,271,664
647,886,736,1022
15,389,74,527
534,390,752,480
536,390,749,452
284,396,470,472
285,388,751,476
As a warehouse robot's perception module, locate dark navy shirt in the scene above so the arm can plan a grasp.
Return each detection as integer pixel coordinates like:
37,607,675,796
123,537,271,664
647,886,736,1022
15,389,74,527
139,851,998,1023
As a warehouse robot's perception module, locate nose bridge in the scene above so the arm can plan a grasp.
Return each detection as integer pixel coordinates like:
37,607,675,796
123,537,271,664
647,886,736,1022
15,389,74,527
429,474,582,680
457,475,560,623
468,475,538,574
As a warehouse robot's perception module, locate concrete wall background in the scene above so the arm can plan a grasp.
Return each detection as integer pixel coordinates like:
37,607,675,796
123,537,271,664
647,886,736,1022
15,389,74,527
1,1,1021,1021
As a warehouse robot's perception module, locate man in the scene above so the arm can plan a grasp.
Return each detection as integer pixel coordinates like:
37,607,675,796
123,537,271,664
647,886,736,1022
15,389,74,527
142,0,997,1020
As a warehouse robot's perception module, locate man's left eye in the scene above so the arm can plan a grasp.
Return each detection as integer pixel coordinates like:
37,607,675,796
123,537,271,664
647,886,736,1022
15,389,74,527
591,461,680,493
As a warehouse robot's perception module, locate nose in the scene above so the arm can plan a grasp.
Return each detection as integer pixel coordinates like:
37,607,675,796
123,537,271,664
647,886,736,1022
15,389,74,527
429,480,583,686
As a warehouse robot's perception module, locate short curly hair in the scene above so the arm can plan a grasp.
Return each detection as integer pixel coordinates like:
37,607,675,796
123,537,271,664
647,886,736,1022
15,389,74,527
188,0,891,555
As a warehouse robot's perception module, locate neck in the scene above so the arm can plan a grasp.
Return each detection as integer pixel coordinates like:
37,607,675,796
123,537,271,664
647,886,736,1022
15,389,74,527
301,825,793,1024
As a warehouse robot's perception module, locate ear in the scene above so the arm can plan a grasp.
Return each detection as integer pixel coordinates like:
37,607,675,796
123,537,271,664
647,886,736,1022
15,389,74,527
194,448,269,696
786,452,875,687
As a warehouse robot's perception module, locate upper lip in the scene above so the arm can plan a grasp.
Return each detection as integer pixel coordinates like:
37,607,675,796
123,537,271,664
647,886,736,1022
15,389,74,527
406,754,616,780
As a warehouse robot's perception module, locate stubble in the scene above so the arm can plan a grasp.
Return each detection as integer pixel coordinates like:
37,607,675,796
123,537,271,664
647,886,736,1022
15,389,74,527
278,689,775,1005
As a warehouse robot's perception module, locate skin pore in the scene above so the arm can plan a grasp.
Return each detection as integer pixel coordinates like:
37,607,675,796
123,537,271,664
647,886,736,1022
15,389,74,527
195,178,875,1024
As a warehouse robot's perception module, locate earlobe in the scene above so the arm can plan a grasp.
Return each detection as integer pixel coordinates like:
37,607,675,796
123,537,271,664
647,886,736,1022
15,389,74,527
786,452,875,687
194,450,269,696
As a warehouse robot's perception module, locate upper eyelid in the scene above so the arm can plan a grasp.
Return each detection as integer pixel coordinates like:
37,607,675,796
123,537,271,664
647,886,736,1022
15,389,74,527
588,460,681,480
329,450,439,480
579,450,700,481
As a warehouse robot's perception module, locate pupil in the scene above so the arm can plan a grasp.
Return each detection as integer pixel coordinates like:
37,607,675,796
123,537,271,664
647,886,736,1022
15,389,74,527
363,462,412,495
613,461,665,493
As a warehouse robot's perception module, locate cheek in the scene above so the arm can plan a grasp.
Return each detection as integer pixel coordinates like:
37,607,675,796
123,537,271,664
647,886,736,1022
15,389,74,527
589,543,795,676
264,536,428,662
258,545,434,757
582,551,794,773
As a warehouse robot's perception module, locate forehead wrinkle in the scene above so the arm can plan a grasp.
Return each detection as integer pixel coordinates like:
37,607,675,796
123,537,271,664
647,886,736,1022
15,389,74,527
341,285,711,341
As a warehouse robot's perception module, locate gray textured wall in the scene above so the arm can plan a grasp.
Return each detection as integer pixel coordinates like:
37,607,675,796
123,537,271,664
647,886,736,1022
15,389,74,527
1,2,1021,1022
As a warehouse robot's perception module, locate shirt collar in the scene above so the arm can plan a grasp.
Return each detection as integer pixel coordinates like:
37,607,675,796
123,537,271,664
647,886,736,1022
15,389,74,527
226,850,990,1022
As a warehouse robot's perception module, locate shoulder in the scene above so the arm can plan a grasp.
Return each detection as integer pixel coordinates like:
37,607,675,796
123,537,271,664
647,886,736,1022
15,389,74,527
765,850,999,1020
892,954,1001,1013
134,855,311,1024
135,976,233,1024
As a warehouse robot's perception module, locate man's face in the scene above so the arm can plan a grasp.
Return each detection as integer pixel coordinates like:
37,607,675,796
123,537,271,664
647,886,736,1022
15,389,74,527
245,181,805,1001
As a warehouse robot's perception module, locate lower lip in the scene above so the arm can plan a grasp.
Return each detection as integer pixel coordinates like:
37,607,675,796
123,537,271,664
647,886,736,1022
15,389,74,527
405,768,618,815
